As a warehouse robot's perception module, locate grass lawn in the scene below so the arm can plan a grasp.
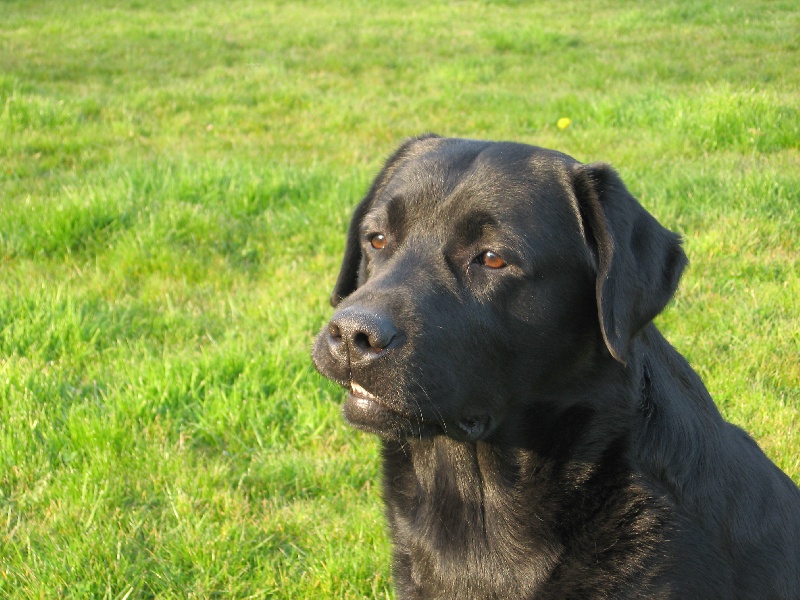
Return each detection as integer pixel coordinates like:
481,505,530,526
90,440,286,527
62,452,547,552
1,0,798,597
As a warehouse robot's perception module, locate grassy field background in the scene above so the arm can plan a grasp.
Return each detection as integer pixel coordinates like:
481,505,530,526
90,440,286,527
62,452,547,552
1,0,798,597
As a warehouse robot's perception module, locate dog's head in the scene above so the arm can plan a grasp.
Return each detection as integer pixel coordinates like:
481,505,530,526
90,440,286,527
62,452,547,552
312,135,686,441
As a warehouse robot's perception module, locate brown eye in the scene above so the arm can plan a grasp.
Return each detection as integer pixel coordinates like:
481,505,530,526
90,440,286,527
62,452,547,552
370,233,387,250
481,251,506,269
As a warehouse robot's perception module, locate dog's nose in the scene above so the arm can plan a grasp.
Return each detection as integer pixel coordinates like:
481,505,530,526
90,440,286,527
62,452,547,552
327,307,400,362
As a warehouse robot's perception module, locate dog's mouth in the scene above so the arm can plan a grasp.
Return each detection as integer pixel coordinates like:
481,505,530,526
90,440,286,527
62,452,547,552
350,382,378,403
343,381,422,438
346,382,416,419
344,382,491,442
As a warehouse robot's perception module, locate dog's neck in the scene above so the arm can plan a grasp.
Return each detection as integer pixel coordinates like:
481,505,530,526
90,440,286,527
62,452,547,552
378,345,671,597
381,436,563,594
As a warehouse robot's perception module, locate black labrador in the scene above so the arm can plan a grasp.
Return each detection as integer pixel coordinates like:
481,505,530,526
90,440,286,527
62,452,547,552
312,135,800,599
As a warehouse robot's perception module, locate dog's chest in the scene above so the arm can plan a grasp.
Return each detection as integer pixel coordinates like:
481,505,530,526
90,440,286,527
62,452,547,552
382,437,677,599
383,439,560,598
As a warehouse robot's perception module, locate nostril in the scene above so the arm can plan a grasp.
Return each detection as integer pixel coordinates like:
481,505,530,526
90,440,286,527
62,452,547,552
329,322,342,340
353,332,371,352
353,331,395,353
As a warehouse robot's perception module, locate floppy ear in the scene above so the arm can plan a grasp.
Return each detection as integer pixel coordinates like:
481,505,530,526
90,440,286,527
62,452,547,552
330,133,442,307
572,163,688,363
330,195,372,307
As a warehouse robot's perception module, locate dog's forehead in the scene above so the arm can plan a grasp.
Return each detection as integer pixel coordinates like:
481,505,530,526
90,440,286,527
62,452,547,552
370,139,577,227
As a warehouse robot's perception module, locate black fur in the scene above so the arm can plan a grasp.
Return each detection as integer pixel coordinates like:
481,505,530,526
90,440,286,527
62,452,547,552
312,136,800,599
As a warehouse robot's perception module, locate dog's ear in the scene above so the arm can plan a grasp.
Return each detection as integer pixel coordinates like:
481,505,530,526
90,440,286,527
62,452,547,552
330,134,442,307
571,163,687,363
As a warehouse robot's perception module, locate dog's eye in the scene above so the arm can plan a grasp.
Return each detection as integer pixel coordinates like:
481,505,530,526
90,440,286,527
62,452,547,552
480,251,506,269
369,233,388,250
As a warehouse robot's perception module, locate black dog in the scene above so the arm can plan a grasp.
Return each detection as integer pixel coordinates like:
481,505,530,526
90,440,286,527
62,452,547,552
312,135,800,599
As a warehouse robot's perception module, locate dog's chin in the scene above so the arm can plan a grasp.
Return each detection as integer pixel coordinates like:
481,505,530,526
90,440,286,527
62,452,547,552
342,387,491,442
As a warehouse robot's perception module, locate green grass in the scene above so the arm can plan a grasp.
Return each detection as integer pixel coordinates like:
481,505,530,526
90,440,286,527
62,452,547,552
1,0,798,597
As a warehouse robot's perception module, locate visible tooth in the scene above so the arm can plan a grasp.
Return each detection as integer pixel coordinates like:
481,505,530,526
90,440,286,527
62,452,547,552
351,382,375,399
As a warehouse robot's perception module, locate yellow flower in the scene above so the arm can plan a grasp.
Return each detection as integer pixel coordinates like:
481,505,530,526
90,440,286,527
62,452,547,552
557,117,571,130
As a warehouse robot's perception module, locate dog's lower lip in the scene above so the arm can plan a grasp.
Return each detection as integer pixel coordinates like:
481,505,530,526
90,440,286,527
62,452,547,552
348,392,381,413
348,382,388,411
347,383,416,419
350,381,376,400
347,391,398,415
